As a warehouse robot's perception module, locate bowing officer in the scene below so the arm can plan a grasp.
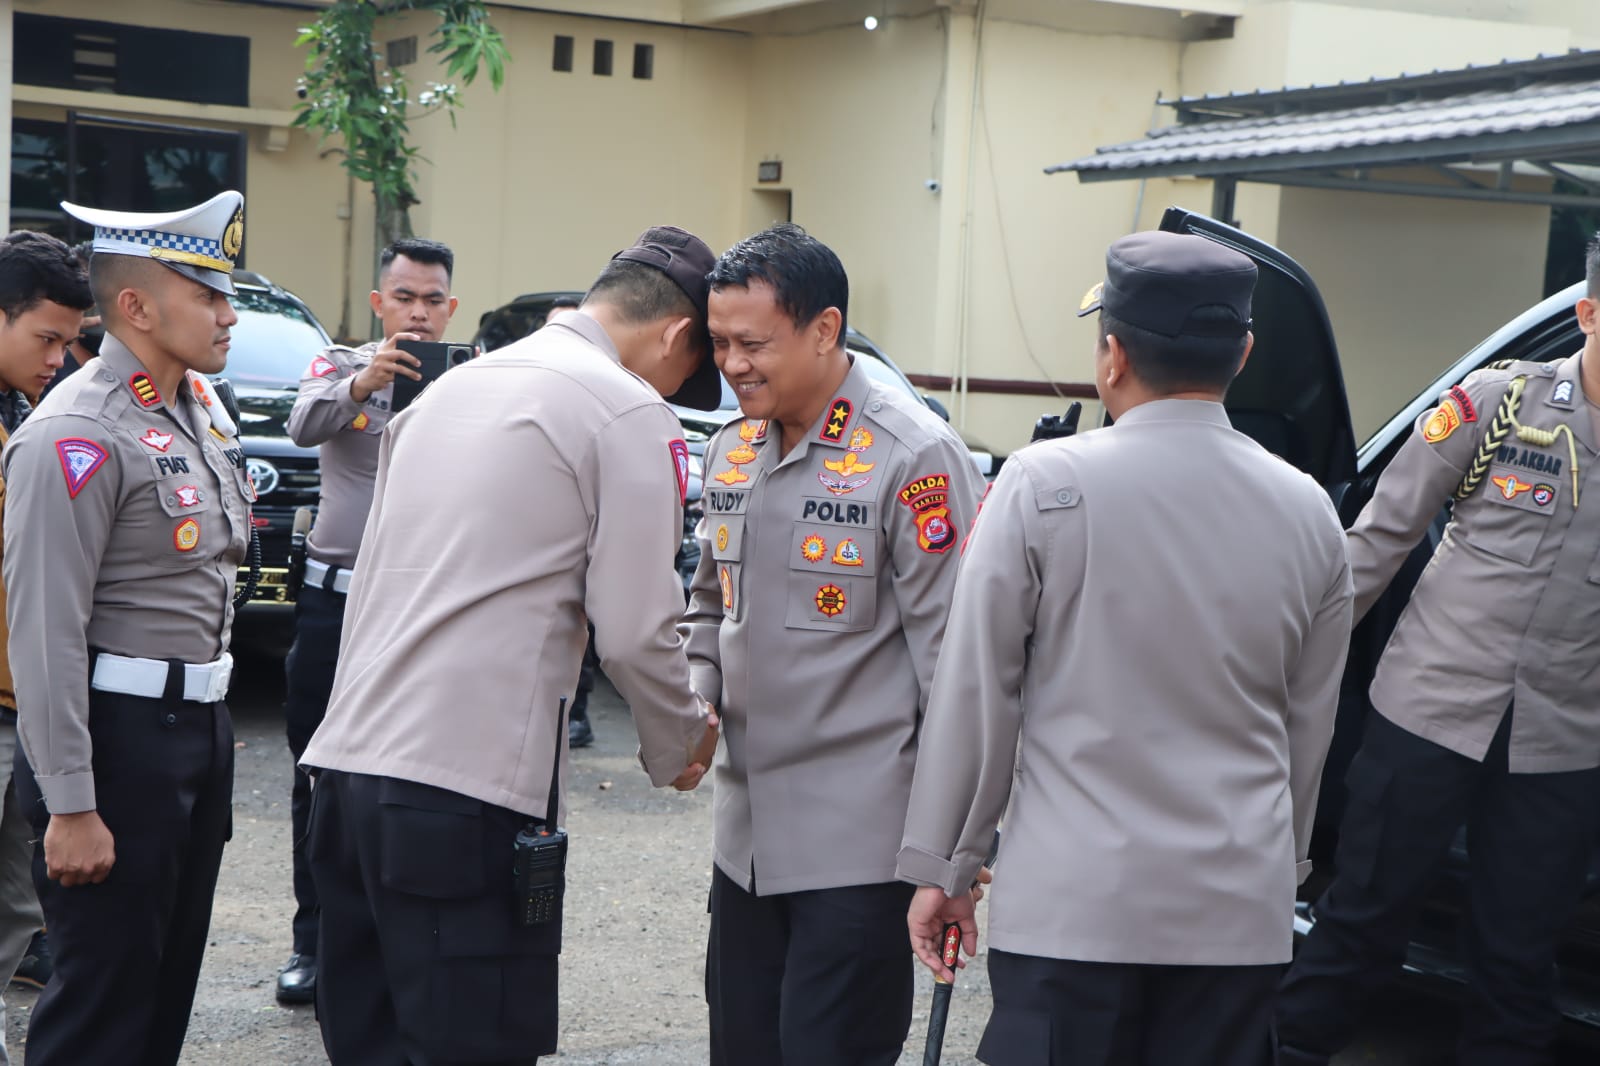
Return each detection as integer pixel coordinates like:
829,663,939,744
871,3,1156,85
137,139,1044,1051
300,225,722,1065
277,236,457,1005
3,192,251,1065
684,223,983,1064
898,231,1352,1066
1275,238,1600,1065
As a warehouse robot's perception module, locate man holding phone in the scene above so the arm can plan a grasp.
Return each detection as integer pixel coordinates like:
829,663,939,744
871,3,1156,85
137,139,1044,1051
276,237,458,1005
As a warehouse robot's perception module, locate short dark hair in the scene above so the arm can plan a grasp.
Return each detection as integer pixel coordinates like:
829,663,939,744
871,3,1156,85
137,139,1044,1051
0,231,93,322
1099,306,1247,393
1586,232,1600,298
707,223,848,342
584,259,698,326
380,237,454,283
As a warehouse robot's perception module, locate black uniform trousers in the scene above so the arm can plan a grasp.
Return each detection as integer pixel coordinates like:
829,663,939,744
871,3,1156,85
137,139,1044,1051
13,688,234,1066
307,769,560,1066
976,950,1280,1066
1275,709,1600,1066
705,865,915,1066
284,582,346,955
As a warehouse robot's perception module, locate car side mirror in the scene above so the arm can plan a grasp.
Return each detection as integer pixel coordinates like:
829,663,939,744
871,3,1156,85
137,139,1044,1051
922,393,951,421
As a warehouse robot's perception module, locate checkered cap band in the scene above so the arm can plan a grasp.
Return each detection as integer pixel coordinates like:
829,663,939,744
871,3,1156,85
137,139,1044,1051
96,226,229,264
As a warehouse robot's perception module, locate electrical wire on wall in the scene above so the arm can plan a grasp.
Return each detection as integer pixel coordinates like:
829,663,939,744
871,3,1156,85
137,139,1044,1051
948,0,988,427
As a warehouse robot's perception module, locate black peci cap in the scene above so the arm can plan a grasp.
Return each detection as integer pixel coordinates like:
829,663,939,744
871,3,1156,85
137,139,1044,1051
1077,231,1256,339
613,225,722,410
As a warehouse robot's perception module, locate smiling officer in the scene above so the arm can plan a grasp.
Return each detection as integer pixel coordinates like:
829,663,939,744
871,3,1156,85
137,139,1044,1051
276,237,458,1005
3,191,251,1065
684,223,983,1065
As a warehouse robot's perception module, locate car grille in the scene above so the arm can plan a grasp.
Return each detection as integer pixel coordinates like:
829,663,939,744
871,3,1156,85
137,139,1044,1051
247,454,321,572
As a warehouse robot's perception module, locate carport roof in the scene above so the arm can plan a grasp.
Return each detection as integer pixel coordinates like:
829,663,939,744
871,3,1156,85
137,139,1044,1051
1047,49,1600,202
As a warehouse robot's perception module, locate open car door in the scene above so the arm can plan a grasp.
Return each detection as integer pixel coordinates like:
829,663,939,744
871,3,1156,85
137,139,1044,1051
1158,207,1358,491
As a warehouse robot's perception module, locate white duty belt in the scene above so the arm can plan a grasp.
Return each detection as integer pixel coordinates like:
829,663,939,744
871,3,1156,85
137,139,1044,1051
305,557,353,595
91,652,234,703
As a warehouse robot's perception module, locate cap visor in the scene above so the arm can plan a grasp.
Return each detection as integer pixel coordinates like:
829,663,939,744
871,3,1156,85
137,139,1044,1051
665,357,723,411
159,260,235,296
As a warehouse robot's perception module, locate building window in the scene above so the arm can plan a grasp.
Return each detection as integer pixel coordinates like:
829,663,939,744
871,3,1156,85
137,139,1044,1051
594,39,613,77
11,116,245,243
552,35,573,73
13,13,249,107
387,36,418,68
632,43,654,80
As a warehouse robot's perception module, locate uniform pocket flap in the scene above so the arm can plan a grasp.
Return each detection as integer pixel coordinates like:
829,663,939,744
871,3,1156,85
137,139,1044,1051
1034,486,1082,512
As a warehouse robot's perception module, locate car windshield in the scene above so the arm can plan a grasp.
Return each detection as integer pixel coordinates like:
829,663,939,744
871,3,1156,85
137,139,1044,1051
713,348,918,411
218,289,330,389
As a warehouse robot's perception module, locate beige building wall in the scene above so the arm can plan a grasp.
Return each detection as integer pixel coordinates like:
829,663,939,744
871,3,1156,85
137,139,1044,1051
394,7,749,341
1275,187,1552,441
739,12,945,381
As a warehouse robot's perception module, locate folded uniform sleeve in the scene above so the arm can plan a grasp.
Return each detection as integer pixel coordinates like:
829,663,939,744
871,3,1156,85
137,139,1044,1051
3,415,122,814
581,403,708,785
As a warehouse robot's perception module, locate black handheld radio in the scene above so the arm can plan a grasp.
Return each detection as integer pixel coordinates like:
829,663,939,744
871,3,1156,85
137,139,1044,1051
512,696,570,926
1031,400,1084,444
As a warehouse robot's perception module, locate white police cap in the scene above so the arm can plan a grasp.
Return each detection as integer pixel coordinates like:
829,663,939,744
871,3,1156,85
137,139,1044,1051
61,190,244,296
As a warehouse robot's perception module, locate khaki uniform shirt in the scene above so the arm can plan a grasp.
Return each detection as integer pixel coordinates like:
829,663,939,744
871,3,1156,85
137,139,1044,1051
898,400,1353,966
301,312,709,819
2,336,252,813
680,357,983,895
286,342,391,569
1352,352,1600,772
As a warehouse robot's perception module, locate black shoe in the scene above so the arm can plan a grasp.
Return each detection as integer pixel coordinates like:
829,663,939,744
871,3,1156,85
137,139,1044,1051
569,714,595,749
276,953,317,1005
11,929,52,990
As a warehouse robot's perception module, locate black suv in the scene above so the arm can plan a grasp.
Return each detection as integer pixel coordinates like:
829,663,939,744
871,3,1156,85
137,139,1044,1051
215,270,329,605
1162,208,1600,1034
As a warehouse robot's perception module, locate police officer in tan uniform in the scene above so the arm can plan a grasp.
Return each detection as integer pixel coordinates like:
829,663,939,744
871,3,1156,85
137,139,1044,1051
683,223,983,1064
0,229,91,1057
898,232,1353,1066
300,225,722,1065
3,192,251,1066
276,236,458,1004
1276,242,1600,1066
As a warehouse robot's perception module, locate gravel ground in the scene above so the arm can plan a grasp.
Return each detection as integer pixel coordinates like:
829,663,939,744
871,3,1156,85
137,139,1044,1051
0,622,1589,1063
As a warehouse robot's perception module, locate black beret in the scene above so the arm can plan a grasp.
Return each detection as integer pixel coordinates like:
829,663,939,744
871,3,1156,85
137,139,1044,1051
1077,231,1256,339
613,225,722,411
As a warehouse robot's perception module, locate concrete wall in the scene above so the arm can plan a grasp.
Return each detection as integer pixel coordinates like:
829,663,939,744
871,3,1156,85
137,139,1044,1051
1275,187,1552,440
739,11,945,385
392,6,749,344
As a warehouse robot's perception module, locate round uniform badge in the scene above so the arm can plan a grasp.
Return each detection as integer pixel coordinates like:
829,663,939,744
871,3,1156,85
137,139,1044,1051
815,583,847,617
716,524,730,552
174,518,201,552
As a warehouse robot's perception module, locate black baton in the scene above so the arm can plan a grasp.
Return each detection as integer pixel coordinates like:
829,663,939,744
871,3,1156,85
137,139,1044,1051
921,922,964,1065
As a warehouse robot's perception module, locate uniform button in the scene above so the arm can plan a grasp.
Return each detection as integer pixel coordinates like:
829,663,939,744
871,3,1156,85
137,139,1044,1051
869,401,883,412
99,370,114,383
163,713,178,727
1057,489,1076,505
166,496,177,505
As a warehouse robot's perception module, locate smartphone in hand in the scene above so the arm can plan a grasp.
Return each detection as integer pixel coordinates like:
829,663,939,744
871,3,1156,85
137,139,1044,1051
392,340,475,412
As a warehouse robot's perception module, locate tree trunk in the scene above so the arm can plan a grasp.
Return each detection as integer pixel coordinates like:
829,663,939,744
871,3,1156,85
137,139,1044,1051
368,190,416,337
